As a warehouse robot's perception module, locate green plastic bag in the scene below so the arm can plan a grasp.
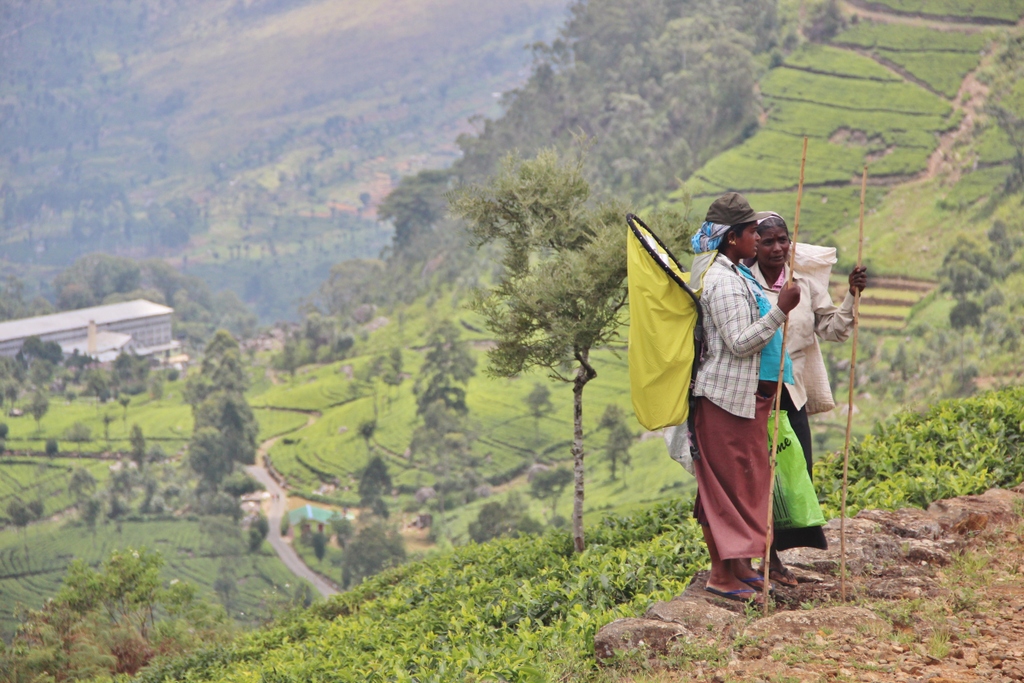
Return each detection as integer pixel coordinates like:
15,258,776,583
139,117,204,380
769,411,826,530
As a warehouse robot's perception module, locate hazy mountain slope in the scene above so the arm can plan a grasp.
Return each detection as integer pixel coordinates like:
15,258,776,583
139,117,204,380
0,0,567,320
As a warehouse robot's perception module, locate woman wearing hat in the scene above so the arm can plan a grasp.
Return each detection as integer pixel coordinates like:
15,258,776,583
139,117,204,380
690,193,801,604
749,211,867,586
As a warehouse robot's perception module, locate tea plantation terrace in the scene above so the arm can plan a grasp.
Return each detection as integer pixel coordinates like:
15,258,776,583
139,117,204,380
0,299,181,362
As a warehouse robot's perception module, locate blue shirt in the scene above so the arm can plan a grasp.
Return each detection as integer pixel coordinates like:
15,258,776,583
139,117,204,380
736,263,794,384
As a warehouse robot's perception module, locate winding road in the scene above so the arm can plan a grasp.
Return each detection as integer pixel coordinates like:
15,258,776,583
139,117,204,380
245,420,339,598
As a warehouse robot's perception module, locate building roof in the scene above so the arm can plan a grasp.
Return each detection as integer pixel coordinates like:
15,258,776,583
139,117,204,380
0,300,173,343
60,331,134,357
288,504,341,525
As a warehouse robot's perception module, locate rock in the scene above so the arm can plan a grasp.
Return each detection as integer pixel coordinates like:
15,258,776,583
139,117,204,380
473,484,492,499
927,488,1024,531
904,538,952,566
743,606,888,639
351,304,376,324
644,598,739,635
526,463,551,482
593,618,688,661
414,486,437,504
857,508,943,540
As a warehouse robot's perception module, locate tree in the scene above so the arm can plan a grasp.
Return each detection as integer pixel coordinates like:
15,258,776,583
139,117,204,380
188,427,234,491
7,499,34,531
80,497,102,533
990,102,1024,191
358,456,392,517
331,517,354,548
45,438,59,456
186,332,259,494
452,149,631,552
65,421,92,442
248,515,270,552
69,467,97,501
340,520,406,588
467,493,542,543
377,169,452,255
119,395,131,427
29,391,49,432
525,383,553,423
529,468,573,522
21,336,64,366
102,412,115,443
0,545,233,679
414,321,476,415
311,531,328,562
358,418,377,447
129,424,146,469
598,404,634,481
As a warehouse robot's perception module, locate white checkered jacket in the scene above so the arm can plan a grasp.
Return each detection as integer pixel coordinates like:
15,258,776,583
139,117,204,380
693,254,787,418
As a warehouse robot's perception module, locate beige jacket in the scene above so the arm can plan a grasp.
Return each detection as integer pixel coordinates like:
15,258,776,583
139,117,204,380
751,263,856,413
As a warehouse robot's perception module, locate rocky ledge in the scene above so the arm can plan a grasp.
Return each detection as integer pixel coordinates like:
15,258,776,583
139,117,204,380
595,484,1024,681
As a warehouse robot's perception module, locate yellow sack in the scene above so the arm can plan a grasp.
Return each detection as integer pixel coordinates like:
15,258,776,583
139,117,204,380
627,214,704,431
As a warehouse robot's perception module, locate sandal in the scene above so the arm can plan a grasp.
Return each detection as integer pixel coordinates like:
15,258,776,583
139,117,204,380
762,565,799,588
740,576,776,594
704,585,762,604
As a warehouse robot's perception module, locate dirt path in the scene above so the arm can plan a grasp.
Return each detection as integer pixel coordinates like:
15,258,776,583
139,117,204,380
245,412,339,598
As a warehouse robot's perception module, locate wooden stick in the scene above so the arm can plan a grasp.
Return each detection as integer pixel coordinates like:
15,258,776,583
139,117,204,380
840,166,868,601
763,136,808,613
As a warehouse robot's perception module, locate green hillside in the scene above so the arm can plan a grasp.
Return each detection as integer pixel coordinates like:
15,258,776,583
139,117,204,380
135,384,1024,682
0,518,301,638
3,0,1024,678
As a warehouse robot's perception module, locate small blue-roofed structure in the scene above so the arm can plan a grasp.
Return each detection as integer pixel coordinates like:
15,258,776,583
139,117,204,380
287,504,353,537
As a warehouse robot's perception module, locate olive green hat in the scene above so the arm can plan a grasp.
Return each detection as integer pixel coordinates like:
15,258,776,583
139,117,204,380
705,192,757,226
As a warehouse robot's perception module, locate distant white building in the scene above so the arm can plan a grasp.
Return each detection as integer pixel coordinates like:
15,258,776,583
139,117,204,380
0,299,180,362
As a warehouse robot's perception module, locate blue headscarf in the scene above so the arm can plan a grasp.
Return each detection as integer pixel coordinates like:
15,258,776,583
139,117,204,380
691,221,730,254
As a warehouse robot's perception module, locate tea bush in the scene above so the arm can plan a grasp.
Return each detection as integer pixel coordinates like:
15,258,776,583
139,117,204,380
816,385,1024,515
137,500,707,683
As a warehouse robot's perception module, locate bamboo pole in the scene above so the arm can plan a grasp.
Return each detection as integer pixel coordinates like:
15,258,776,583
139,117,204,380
763,136,808,612
840,166,868,601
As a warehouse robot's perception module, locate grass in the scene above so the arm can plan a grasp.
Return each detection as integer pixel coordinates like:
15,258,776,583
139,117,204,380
672,42,956,233
2,391,193,455
783,44,901,81
939,165,1014,208
835,22,993,52
0,457,112,522
0,518,301,639
878,50,982,98
850,0,1024,22
759,66,952,116
248,323,698,542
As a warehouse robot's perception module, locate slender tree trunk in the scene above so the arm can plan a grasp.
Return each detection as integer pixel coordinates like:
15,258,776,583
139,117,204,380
571,349,597,553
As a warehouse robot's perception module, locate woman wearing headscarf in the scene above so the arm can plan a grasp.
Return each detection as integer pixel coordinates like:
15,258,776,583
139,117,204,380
749,210,868,586
690,193,801,604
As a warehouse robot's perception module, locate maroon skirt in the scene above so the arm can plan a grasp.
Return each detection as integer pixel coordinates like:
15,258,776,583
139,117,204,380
692,394,773,560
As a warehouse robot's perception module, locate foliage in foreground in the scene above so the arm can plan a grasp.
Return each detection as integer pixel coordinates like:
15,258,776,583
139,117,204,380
816,385,1024,516
138,383,1024,682
136,499,706,683
0,548,235,682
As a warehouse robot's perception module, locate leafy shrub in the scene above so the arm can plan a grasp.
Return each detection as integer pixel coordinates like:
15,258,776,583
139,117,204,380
44,438,58,456
139,499,706,682
816,385,1024,515
64,421,92,442
221,472,264,497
